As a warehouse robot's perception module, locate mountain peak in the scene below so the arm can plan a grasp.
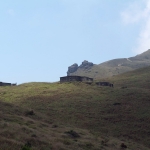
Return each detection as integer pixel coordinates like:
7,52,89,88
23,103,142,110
67,49,150,78
130,49,150,61
67,60,94,75
79,60,94,68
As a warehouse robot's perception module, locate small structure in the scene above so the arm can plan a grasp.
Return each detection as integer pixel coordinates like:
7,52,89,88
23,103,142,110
96,82,113,87
11,83,17,86
60,76,93,83
0,82,17,86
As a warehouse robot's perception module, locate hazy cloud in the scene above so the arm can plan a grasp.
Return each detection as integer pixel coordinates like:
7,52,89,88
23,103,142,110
136,17,150,53
121,0,150,54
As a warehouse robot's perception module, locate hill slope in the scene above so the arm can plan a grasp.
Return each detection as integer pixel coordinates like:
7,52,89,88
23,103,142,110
67,49,150,79
0,66,150,149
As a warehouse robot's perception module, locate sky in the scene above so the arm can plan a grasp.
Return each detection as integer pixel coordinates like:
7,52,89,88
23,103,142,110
0,0,150,84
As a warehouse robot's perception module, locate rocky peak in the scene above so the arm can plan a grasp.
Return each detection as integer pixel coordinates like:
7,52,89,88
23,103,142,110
67,60,94,75
67,63,78,75
79,60,94,69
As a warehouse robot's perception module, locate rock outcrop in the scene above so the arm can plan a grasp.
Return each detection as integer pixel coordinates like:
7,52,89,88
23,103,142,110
67,63,78,75
79,60,93,69
66,49,150,79
67,60,94,75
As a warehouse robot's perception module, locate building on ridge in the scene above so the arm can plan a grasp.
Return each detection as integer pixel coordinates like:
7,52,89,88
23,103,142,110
0,82,17,86
60,75,93,83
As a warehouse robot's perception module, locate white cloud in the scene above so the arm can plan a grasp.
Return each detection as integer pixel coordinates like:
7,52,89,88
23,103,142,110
136,16,150,53
7,9,15,16
121,0,150,54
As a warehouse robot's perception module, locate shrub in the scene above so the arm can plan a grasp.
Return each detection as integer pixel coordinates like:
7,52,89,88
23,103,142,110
121,86,127,89
101,139,109,146
85,142,94,148
65,130,80,138
52,124,58,128
120,143,127,148
25,110,34,116
113,102,121,106
21,142,32,150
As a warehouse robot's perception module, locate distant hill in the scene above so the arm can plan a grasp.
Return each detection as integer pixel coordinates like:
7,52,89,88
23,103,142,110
67,49,150,79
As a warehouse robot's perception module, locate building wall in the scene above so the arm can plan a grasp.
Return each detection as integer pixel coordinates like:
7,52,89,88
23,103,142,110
3,83,11,86
81,77,93,82
60,76,93,83
60,76,81,82
11,83,17,86
0,82,11,86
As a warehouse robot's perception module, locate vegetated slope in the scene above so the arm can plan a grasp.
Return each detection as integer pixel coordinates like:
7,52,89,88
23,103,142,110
68,49,150,79
0,67,150,150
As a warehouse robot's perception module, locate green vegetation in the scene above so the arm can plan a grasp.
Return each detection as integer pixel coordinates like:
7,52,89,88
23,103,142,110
21,142,32,150
0,66,150,149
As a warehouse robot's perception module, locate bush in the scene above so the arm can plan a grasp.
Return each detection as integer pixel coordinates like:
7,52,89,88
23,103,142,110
65,130,80,138
113,102,121,106
25,110,35,116
120,143,127,148
52,124,58,128
21,142,32,150
85,142,94,148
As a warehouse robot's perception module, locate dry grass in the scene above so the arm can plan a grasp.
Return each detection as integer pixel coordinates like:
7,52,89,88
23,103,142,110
68,50,150,79
0,66,150,149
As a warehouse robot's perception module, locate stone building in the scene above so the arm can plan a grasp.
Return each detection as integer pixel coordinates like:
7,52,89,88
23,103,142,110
60,76,93,83
0,82,11,86
0,82,17,86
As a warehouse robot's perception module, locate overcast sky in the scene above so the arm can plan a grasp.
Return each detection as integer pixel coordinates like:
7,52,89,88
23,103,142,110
0,0,150,84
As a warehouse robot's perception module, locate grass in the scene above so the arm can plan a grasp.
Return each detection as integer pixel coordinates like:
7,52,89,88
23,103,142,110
0,66,150,149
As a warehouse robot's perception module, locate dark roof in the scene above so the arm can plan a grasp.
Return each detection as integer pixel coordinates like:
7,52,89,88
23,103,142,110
60,75,93,79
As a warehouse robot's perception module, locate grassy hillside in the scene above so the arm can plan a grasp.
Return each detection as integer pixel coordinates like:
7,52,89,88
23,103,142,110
0,67,150,150
69,64,134,79
68,49,150,79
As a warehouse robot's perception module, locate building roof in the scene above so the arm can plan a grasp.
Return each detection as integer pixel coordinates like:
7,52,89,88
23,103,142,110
60,75,93,79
